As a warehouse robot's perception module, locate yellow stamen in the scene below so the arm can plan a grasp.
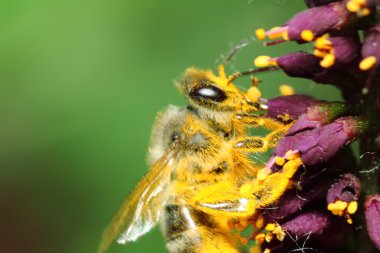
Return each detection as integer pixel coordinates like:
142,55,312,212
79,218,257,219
300,30,314,42
265,223,276,231
315,37,332,50
346,0,371,16
354,0,366,4
346,1,361,12
359,56,377,70
255,28,266,40
279,84,295,96
347,201,358,214
360,7,371,16
255,233,265,245
347,218,353,224
263,249,271,253
272,225,286,241
247,86,262,103
255,216,264,229
257,168,270,181
254,55,271,68
282,31,289,41
314,49,326,58
265,232,273,243
268,26,284,40
285,150,300,160
320,54,335,68
275,156,286,166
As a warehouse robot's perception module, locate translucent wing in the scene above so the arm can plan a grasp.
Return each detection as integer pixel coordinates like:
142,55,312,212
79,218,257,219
98,149,178,253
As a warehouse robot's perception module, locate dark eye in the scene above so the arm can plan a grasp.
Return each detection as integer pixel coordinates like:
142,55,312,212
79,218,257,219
189,85,227,102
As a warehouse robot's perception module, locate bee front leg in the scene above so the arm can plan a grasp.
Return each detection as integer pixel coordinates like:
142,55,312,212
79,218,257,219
233,114,288,131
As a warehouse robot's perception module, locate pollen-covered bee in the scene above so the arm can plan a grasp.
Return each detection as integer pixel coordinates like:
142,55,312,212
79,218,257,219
98,64,302,253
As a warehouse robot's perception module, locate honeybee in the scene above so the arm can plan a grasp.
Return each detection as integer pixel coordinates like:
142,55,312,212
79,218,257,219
99,64,302,253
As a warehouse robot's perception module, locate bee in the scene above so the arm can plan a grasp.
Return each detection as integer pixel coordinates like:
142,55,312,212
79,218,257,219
98,64,301,253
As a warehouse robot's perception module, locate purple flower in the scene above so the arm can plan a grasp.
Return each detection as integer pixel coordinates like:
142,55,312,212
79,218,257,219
255,2,357,43
326,173,361,204
262,184,328,224
360,24,380,71
255,52,361,88
326,173,361,224
275,116,365,166
267,95,318,120
365,195,380,251
260,212,348,252
314,35,361,68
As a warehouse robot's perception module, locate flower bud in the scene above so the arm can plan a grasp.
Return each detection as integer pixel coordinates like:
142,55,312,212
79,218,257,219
276,117,366,166
286,2,350,42
365,194,380,250
267,95,318,120
360,25,380,71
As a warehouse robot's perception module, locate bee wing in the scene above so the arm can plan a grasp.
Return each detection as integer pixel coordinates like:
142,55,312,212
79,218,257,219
98,149,178,253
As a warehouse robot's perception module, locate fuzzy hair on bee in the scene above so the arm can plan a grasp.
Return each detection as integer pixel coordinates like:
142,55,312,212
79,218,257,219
98,64,302,253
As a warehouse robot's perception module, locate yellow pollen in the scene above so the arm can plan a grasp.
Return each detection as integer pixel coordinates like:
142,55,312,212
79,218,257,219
300,30,314,42
265,232,273,243
265,223,276,231
239,183,253,196
255,233,265,245
354,0,367,4
263,249,271,253
247,86,262,103
254,55,271,68
275,156,286,166
315,37,332,50
255,28,266,40
227,220,235,230
240,237,249,246
346,1,361,12
359,56,377,70
347,218,353,224
250,246,262,253
279,84,295,96
256,217,264,229
360,7,371,16
347,201,358,214
273,226,286,241
346,0,371,16
285,150,300,160
282,31,289,41
320,54,335,68
314,49,326,58
257,168,270,181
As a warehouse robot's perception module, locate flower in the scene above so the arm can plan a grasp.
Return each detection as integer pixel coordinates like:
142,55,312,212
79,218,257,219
246,0,380,252
266,95,318,120
360,24,380,71
365,195,380,250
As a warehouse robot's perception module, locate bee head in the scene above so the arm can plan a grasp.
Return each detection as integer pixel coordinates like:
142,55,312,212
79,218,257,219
176,68,250,114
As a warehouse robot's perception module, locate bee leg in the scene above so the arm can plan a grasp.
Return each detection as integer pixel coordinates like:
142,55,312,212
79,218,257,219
234,127,288,153
233,114,288,131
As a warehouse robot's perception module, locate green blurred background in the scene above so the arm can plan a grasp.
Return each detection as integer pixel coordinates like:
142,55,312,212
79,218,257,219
0,1,341,253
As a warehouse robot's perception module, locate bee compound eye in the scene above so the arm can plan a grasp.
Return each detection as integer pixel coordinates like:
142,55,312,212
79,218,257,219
190,85,227,102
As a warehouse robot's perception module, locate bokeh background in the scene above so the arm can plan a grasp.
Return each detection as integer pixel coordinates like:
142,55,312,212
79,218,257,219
0,1,341,253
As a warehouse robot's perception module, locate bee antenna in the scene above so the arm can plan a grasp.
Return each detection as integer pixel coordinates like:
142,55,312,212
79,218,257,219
222,40,250,66
227,67,280,84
